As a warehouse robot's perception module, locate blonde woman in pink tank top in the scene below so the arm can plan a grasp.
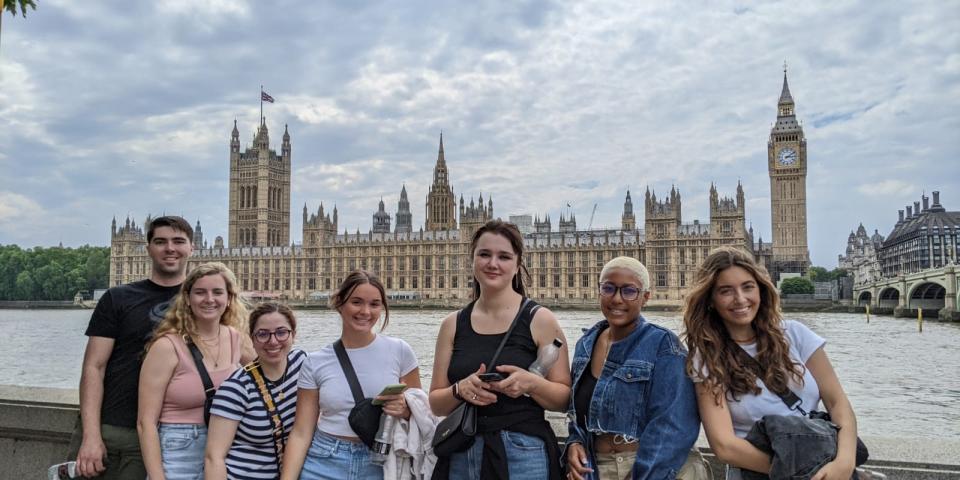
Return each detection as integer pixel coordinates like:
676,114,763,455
138,262,256,480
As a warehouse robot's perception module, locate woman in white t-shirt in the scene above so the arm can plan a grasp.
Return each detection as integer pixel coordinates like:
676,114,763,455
682,246,859,480
281,270,421,480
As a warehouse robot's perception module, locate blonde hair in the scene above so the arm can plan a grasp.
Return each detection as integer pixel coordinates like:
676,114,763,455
148,262,248,349
600,256,650,291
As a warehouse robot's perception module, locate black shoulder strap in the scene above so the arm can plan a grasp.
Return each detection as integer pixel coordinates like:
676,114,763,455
333,340,365,404
737,347,806,414
486,298,534,370
186,338,216,398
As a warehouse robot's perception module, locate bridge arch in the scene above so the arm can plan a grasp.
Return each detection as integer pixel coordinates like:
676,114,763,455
878,287,900,308
857,291,872,306
908,281,946,310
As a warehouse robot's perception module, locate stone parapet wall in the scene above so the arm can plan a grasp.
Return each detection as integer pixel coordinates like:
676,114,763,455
0,387,78,479
2,386,958,479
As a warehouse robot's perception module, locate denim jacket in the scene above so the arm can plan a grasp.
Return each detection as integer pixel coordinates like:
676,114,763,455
565,317,700,479
741,414,839,480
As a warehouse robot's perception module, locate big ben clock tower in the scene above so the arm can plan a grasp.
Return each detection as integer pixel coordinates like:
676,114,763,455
768,66,810,272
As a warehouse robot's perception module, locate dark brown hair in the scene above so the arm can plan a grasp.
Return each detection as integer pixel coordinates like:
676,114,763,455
330,270,390,331
147,215,194,242
248,302,297,337
469,220,529,300
682,246,803,404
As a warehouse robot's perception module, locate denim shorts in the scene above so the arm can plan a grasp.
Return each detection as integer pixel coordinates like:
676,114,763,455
448,430,547,480
158,423,207,480
299,430,384,480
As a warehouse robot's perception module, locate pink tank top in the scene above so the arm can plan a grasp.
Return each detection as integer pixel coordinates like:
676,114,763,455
159,328,241,424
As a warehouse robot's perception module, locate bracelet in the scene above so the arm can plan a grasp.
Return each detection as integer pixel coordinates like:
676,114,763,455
451,380,463,401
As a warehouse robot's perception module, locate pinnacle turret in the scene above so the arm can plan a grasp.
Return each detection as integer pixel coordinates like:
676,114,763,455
778,70,794,106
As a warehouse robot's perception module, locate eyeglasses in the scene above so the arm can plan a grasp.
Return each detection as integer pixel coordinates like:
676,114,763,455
599,283,642,301
253,328,292,344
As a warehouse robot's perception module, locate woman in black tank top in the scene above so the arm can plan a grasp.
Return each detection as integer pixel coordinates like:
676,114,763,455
429,220,571,480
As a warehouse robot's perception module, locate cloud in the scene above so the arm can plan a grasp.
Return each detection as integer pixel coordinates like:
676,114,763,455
856,180,917,198
1,0,958,267
0,192,44,222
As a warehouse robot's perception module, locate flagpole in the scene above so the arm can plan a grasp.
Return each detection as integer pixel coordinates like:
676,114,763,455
260,84,263,123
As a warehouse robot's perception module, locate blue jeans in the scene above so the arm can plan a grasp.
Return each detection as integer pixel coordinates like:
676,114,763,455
448,431,547,480
158,423,206,480
300,430,383,480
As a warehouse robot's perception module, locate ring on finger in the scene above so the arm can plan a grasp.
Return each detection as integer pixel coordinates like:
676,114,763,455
471,393,478,400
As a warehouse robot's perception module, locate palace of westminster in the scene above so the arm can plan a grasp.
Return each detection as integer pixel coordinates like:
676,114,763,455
108,73,812,306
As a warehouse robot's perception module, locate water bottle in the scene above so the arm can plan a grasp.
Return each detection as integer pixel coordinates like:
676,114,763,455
529,338,564,377
48,461,79,480
370,413,397,465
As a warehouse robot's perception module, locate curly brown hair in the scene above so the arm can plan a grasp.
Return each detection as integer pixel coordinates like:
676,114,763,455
147,262,248,349
682,246,803,404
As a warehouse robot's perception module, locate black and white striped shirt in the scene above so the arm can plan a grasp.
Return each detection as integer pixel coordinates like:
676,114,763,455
210,349,306,480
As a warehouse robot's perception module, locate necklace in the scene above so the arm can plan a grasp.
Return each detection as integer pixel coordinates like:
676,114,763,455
199,325,222,368
264,362,288,401
603,330,614,362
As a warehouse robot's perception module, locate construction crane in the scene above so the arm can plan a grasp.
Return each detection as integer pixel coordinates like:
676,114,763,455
587,203,598,230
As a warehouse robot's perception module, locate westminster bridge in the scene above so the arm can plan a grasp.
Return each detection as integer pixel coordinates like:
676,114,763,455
853,265,959,320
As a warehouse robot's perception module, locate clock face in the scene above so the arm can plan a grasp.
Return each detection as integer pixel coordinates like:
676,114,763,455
777,147,797,166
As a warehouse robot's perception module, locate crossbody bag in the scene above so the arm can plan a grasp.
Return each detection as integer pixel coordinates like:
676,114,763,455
738,350,869,466
333,339,385,448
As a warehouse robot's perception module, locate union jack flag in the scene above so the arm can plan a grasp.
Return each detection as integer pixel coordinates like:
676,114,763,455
261,91,275,103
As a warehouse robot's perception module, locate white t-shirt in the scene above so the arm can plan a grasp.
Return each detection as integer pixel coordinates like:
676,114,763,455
693,320,826,438
299,334,418,437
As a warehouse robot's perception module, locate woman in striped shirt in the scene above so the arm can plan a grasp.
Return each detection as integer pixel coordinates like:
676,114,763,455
205,302,306,479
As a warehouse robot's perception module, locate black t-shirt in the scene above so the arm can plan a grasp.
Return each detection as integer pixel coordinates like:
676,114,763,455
85,279,181,428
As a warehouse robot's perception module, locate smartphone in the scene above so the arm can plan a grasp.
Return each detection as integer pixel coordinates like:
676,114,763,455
371,383,407,405
477,372,505,382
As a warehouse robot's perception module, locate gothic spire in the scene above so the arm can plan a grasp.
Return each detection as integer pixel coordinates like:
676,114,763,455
779,63,794,106
437,132,446,167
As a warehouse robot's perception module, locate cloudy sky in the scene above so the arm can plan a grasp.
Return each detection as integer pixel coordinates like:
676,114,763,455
1,0,958,267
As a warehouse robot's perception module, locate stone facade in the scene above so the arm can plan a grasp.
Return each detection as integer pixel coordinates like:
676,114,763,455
838,223,884,287
110,72,811,306
879,191,960,277
424,134,457,232
768,69,811,277
228,119,291,247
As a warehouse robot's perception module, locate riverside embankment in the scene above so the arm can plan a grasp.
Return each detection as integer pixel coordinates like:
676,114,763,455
2,385,958,479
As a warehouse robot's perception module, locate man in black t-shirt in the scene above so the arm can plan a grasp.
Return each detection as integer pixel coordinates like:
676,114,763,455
73,216,194,479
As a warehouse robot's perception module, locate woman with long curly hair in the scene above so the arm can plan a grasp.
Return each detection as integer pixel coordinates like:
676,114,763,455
138,262,255,480
683,246,858,480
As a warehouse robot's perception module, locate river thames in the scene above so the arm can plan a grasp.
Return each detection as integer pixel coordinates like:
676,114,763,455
2,308,958,440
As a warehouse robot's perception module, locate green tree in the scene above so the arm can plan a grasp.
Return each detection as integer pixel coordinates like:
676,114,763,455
808,266,829,282
1,0,37,55
808,266,848,282
781,277,815,295
0,243,110,300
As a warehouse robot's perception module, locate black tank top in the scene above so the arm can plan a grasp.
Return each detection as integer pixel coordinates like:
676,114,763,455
574,368,597,431
447,299,542,419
